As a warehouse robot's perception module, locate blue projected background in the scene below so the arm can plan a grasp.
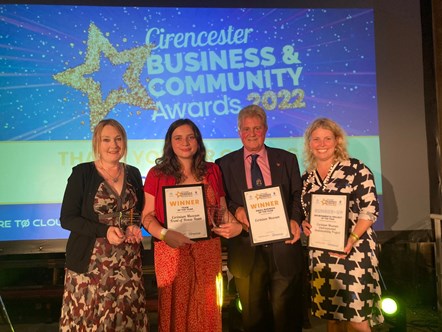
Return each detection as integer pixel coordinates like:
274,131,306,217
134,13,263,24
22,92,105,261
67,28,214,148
0,4,382,247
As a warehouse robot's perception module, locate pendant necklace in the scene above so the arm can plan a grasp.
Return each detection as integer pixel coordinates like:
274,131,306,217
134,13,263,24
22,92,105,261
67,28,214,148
100,160,121,183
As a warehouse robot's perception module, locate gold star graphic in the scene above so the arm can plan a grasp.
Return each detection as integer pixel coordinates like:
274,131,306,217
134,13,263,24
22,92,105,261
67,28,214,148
53,23,157,131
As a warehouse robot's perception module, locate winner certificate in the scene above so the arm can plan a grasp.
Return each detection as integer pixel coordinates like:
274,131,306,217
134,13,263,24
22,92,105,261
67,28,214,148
308,193,349,253
163,184,209,240
243,185,291,246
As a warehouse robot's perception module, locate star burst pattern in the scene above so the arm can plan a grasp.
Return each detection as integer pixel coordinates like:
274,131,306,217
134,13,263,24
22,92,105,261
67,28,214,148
53,22,157,131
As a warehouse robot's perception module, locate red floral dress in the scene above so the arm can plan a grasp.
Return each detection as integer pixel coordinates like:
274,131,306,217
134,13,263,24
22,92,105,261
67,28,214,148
144,163,224,332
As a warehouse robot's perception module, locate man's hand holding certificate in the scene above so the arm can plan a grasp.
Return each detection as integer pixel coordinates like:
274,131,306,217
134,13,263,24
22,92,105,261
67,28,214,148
243,185,291,246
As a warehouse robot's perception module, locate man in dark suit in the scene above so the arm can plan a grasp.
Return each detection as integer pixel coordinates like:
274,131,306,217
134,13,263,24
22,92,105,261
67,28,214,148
215,105,304,332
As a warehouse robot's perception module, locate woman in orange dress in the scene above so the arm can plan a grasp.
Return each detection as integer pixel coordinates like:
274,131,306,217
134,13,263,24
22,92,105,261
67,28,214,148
142,119,242,332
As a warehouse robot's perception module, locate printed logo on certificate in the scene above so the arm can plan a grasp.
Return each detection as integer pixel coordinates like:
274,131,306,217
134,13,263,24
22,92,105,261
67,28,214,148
243,185,291,246
163,184,209,240
308,193,349,253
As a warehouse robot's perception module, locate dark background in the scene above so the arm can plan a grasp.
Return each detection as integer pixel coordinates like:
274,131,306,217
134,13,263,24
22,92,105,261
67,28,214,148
1,0,441,330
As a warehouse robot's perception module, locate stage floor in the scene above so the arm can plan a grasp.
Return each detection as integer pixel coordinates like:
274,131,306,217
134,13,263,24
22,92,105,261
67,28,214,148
8,305,441,332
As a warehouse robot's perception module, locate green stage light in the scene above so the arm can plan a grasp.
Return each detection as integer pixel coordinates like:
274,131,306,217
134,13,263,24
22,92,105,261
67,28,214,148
381,296,398,316
235,297,243,313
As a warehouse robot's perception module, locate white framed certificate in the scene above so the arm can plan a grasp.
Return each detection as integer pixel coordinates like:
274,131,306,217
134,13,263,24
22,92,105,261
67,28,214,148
308,193,349,253
243,185,291,246
163,184,209,240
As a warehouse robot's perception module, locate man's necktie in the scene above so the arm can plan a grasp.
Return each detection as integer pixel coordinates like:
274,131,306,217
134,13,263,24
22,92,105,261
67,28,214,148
251,154,265,188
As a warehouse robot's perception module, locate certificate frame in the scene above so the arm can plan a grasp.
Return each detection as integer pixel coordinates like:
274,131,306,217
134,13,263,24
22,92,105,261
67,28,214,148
243,185,291,246
163,184,209,240
308,192,349,253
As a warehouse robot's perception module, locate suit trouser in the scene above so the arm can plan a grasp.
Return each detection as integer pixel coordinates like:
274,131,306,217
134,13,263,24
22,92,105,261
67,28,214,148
234,245,304,332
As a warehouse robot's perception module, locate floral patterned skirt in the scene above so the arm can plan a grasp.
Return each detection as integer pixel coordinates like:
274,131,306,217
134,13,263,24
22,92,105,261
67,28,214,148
154,237,222,332
59,239,149,332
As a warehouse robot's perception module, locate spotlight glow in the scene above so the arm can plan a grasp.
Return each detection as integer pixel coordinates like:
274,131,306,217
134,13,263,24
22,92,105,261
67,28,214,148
216,272,224,311
235,297,243,313
381,297,398,315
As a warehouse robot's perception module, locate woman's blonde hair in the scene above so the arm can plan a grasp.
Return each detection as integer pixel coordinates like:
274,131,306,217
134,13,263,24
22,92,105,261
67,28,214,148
303,118,349,171
92,119,128,160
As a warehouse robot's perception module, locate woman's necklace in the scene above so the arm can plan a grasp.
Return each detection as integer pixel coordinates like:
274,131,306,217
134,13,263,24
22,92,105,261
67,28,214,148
301,161,338,219
320,160,337,190
301,172,314,219
100,160,122,183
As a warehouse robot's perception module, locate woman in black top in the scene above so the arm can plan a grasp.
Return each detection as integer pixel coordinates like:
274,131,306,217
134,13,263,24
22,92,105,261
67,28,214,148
59,119,148,331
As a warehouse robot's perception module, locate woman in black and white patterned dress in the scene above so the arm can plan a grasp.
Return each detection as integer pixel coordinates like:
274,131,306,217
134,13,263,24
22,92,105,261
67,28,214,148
301,118,383,332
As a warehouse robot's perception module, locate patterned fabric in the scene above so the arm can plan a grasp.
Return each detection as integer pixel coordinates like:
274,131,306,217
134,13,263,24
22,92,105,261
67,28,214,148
154,238,222,332
145,165,223,332
301,158,384,325
60,178,149,331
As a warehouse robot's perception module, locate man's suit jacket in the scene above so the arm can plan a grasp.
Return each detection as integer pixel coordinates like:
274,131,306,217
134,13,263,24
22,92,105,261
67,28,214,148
216,145,304,279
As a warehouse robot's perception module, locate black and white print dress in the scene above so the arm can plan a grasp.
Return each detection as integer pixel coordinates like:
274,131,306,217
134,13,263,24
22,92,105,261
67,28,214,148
301,158,384,325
